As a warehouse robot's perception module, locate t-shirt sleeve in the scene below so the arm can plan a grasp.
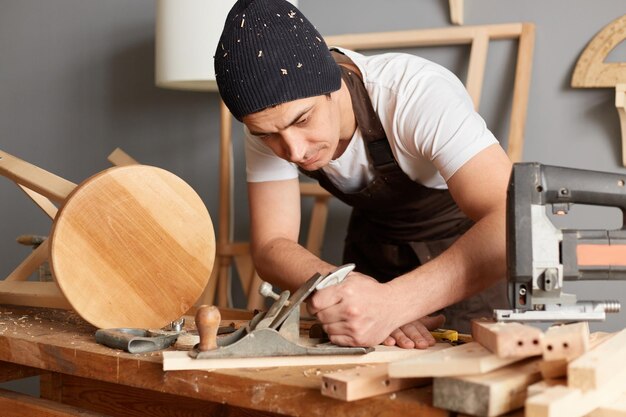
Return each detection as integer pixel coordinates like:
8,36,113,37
393,65,498,182
244,128,299,183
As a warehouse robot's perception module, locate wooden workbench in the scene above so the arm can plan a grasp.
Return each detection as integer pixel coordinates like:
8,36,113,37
0,304,453,417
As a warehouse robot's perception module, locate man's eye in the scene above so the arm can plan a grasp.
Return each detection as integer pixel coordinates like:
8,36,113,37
296,118,308,125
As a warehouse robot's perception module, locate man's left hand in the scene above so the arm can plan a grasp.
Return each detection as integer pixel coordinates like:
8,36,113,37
382,314,446,349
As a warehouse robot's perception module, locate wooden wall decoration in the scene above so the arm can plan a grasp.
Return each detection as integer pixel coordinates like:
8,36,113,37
571,14,626,166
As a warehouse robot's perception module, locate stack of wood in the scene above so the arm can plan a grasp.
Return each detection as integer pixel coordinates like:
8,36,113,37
321,319,626,416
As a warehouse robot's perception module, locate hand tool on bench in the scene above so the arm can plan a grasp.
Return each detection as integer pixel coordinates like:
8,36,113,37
495,162,624,322
189,264,374,359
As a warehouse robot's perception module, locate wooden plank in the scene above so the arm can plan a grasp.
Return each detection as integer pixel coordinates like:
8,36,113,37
507,22,535,162
0,281,71,309
4,240,49,282
465,30,489,110
324,24,524,51
163,342,450,371
0,387,108,417
0,150,76,203
388,342,522,378
541,321,589,361
320,363,429,402
471,318,543,358
527,380,626,417
526,378,626,417
568,329,626,392
433,357,542,417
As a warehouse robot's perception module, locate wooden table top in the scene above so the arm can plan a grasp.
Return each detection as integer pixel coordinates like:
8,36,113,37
0,305,449,417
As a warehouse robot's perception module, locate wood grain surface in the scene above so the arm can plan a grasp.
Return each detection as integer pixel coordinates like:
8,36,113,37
49,165,215,329
0,306,450,417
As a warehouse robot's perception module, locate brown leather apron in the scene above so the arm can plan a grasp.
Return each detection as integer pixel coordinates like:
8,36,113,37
300,51,507,333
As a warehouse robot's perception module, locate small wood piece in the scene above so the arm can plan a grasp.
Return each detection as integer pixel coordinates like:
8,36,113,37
196,305,220,352
388,342,522,378
433,357,542,417
568,329,625,392
0,281,71,309
107,147,139,166
525,373,626,417
321,363,429,402
541,322,589,361
18,185,58,219
471,318,543,358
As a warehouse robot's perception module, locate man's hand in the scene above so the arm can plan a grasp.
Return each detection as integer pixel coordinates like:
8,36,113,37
382,314,446,349
307,272,406,347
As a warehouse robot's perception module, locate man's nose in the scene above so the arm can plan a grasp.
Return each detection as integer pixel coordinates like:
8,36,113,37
282,133,307,163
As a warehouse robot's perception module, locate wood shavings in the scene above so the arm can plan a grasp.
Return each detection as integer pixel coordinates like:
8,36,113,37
241,18,245,28
281,68,288,75
316,36,322,42
297,63,303,68
258,50,263,57
276,13,281,17
288,11,296,18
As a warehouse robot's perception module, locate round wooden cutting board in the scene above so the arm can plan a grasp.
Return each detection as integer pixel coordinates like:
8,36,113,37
49,165,215,329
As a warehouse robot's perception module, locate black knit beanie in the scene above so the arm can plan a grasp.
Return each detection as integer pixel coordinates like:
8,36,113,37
214,0,342,120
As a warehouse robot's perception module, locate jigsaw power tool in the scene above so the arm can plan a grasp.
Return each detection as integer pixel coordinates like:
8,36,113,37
495,162,624,322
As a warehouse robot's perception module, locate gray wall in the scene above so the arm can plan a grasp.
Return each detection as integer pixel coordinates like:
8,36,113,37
1,0,626,355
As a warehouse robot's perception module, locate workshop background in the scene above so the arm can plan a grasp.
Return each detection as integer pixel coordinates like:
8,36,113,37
1,0,625,372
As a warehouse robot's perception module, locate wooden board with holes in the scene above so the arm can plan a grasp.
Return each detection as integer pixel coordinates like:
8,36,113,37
471,318,543,358
49,165,215,329
388,342,523,378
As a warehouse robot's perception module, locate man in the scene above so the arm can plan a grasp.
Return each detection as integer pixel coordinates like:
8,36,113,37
214,0,512,348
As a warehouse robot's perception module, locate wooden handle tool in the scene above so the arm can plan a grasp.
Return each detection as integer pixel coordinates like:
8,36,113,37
195,305,221,352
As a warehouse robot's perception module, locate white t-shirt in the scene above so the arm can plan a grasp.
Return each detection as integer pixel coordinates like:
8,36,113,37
244,48,497,192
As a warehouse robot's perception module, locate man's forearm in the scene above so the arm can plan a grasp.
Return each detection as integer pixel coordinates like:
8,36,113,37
389,207,507,326
252,237,336,292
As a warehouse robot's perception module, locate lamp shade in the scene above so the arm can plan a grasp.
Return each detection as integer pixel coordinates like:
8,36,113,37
155,0,298,92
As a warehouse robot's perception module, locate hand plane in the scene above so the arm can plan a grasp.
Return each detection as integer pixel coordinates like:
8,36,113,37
189,264,374,359
495,162,624,322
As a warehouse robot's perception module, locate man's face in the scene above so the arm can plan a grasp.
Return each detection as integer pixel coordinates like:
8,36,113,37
242,93,342,171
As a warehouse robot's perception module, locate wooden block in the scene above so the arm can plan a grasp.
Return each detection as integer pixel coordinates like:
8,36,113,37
527,379,566,398
590,393,626,417
541,322,589,361
526,358,626,417
471,318,543,358
163,341,450,371
321,363,429,401
539,331,612,379
388,342,522,378
568,329,625,392
433,357,542,417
